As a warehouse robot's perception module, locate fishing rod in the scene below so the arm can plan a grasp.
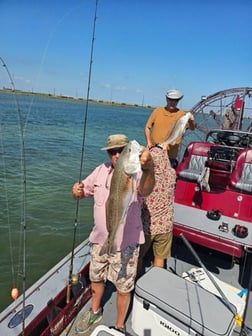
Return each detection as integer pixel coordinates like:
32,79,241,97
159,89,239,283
0,57,27,335
179,233,244,327
66,0,99,304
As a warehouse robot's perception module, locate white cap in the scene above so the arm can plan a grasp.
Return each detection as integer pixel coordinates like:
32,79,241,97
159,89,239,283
166,89,183,100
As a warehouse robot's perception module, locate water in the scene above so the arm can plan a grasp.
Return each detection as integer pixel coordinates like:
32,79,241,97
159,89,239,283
0,91,152,311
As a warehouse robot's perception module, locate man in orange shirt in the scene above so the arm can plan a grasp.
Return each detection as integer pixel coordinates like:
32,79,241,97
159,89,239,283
144,89,195,168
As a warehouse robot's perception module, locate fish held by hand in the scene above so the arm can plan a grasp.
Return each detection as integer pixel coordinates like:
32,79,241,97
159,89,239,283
161,113,191,146
99,140,142,256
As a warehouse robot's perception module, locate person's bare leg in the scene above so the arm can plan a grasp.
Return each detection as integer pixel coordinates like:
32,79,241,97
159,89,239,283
115,290,131,328
153,257,164,268
91,281,105,312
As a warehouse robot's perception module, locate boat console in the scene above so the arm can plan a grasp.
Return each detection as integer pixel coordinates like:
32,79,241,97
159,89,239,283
206,129,252,148
205,145,239,187
208,145,238,161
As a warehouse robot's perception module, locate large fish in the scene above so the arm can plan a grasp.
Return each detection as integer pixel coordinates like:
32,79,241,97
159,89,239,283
99,140,142,255
161,113,191,146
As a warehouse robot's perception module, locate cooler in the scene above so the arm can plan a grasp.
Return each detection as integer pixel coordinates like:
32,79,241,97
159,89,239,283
90,325,123,336
132,267,237,336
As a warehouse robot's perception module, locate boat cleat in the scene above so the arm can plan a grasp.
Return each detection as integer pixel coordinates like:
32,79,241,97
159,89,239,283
218,222,229,233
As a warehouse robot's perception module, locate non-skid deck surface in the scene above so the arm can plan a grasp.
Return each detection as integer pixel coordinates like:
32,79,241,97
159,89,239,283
61,238,252,336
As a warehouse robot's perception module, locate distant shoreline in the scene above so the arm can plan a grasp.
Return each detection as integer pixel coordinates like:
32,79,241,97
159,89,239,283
0,88,153,109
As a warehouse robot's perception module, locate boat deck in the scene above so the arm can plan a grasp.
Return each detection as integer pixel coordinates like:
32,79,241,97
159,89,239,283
61,238,252,336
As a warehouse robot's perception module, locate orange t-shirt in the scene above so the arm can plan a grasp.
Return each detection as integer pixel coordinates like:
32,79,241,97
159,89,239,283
145,106,185,158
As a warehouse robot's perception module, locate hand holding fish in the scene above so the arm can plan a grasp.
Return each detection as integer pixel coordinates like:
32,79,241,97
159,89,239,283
188,112,195,122
140,147,154,172
161,143,170,151
72,182,84,199
139,147,155,197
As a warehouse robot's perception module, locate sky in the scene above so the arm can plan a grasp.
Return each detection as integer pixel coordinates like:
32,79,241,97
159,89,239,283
1,0,252,108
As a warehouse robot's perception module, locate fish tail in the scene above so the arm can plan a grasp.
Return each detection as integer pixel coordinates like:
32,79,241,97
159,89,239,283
110,241,118,255
99,239,110,256
99,239,117,256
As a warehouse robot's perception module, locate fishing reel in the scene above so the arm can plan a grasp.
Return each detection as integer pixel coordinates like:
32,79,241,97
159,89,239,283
71,273,80,285
69,273,86,300
71,272,87,289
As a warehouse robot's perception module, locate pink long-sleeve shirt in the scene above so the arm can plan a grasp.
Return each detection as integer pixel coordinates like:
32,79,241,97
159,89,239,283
82,162,145,250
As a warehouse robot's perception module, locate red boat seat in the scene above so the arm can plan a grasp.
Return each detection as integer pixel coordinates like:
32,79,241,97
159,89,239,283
177,142,216,181
229,148,252,192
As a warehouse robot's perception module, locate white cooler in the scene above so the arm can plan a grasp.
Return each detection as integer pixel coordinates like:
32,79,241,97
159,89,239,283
132,267,237,336
90,325,123,336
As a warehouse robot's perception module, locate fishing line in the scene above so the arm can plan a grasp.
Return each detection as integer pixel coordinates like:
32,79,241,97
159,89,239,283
180,233,244,327
1,57,25,284
0,56,27,332
66,0,99,304
0,123,16,284
22,4,87,134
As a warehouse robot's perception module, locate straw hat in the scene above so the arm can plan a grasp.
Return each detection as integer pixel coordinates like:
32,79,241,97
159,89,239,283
101,134,129,150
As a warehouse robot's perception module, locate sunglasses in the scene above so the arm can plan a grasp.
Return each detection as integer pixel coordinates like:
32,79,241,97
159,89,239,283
108,147,124,155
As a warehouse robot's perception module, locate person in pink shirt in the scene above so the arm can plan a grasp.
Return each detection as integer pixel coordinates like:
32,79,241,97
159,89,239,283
72,134,154,334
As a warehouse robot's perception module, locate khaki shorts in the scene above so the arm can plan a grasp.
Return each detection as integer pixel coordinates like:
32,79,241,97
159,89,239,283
140,232,173,260
89,243,139,293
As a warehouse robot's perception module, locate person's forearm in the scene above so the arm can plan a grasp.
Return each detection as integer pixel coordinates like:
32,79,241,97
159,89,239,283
139,167,155,197
144,126,152,147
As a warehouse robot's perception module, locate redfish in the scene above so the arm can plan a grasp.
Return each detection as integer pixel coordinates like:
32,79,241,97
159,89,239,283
99,140,142,255
161,113,191,146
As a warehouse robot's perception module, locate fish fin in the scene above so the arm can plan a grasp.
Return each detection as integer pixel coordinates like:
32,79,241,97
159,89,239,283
105,200,110,232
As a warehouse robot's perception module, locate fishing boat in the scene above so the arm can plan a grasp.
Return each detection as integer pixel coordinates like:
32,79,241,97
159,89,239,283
1,0,252,332
1,88,252,336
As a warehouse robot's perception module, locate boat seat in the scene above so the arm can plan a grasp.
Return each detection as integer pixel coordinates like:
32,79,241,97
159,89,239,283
178,154,208,180
229,149,252,192
177,141,217,181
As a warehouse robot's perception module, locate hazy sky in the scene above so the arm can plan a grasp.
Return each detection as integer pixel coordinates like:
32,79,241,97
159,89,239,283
1,0,251,108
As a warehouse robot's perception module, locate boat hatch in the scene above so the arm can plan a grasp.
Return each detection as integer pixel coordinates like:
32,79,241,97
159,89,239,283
8,304,34,328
